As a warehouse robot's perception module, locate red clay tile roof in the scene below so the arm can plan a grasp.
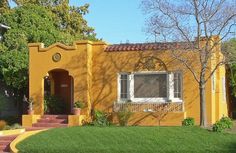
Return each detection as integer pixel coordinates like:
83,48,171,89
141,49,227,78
105,42,194,52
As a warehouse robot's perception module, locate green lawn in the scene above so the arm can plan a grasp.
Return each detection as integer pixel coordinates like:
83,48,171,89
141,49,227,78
17,126,236,153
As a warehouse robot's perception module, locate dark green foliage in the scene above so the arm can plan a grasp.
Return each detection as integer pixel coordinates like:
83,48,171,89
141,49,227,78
90,110,111,126
0,51,28,89
222,38,236,97
0,116,21,125
212,116,233,132
182,117,195,126
229,64,236,97
0,2,96,93
74,100,85,108
117,109,132,126
44,95,66,114
0,93,6,112
232,110,236,119
17,126,236,153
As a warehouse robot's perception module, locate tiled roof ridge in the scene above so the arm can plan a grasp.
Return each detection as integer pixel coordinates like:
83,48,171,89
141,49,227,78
105,41,194,52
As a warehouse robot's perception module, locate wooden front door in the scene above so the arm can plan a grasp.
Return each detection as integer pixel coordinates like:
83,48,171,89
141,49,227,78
51,70,73,114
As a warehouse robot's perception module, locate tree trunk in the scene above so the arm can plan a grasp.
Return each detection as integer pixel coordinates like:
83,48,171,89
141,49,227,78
199,82,207,127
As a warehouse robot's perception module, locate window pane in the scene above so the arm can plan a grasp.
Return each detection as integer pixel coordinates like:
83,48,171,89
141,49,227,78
134,74,167,98
120,74,128,99
174,73,182,98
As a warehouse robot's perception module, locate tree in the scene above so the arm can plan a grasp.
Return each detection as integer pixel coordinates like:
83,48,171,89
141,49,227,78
9,0,97,40
222,38,236,96
0,3,96,94
142,0,236,127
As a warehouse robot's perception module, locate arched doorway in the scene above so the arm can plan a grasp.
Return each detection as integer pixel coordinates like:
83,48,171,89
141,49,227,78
44,69,74,114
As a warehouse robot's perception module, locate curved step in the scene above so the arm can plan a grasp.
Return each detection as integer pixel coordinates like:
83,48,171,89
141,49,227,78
33,123,67,128
0,135,18,152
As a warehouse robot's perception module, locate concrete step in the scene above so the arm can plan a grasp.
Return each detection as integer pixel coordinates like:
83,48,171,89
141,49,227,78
25,127,51,131
33,123,68,128
0,141,10,146
0,135,18,141
0,135,18,152
38,118,68,124
42,115,68,119
0,147,9,152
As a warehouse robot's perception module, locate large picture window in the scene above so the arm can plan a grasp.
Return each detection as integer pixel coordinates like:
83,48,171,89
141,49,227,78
118,72,183,103
134,74,167,98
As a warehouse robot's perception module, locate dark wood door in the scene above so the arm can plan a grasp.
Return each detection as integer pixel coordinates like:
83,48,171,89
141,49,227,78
53,71,72,114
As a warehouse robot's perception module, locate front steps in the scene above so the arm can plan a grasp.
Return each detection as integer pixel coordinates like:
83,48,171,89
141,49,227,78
0,115,70,152
32,115,68,128
0,135,18,152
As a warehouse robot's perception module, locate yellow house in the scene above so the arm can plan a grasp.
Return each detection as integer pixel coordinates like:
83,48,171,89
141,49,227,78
24,36,229,127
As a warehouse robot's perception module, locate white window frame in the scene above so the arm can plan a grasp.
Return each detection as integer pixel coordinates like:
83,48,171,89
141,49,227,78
117,73,130,103
118,71,183,103
130,71,168,103
172,71,183,102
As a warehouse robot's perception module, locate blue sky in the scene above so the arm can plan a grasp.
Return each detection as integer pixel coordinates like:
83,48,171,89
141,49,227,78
70,0,149,44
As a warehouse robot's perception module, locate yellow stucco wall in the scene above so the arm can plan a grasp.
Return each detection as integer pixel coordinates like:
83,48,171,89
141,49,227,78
28,38,229,126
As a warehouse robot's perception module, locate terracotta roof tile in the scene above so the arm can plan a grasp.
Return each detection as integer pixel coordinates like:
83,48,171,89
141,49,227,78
105,42,194,52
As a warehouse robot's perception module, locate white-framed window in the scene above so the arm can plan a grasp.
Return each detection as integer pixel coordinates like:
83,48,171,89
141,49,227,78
118,71,183,103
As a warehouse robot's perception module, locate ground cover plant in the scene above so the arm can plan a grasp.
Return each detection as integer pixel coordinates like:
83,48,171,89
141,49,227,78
17,126,236,153
0,120,22,131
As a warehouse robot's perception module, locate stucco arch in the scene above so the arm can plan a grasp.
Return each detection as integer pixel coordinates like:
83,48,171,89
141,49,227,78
43,69,75,114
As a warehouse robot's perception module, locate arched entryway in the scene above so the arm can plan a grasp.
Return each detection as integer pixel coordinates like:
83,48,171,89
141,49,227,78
44,69,74,114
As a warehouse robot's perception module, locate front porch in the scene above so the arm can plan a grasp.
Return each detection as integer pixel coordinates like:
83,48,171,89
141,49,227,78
22,114,86,128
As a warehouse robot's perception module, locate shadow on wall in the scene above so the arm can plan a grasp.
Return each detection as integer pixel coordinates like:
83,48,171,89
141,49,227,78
61,46,201,124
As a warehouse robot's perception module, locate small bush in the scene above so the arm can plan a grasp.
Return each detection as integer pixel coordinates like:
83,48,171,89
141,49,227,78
0,116,21,125
0,120,7,130
4,125,11,130
213,116,233,132
117,109,132,126
74,101,85,108
182,117,195,126
44,95,66,114
11,123,22,129
91,110,111,126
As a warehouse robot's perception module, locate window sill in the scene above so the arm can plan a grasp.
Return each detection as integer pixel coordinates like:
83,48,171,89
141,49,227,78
117,99,183,103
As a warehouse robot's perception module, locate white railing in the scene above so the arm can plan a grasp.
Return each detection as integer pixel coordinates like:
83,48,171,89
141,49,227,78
113,102,183,112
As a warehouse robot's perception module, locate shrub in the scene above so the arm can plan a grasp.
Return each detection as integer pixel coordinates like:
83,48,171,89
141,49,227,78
44,95,66,114
182,117,195,126
0,120,7,130
117,108,132,126
212,116,233,132
0,116,20,125
91,110,111,126
11,123,22,129
0,94,6,113
3,125,11,130
74,101,85,108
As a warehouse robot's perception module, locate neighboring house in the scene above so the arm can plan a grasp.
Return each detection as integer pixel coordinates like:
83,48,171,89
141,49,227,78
26,36,229,126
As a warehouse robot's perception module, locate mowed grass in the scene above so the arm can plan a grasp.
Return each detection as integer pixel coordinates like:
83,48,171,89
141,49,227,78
17,126,236,153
